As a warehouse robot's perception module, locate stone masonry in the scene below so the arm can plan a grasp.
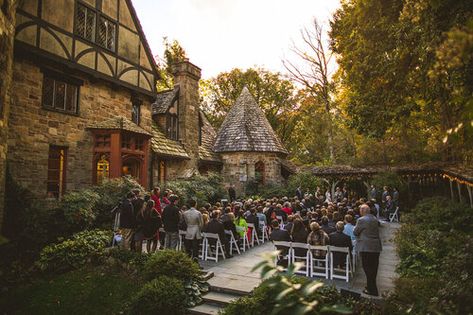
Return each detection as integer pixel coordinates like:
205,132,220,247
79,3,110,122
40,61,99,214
7,57,153,198
0,0,17,229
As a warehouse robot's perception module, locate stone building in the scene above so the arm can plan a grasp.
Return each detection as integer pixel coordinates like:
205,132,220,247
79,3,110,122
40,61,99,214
0,0,293,230
214,87,292,193
0,0,17,227
5,0,159,203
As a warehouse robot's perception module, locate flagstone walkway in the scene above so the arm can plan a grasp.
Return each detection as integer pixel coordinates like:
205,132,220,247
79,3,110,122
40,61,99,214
200,221,401,297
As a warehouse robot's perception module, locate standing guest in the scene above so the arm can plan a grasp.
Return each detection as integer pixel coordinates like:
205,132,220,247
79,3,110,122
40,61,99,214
307,222,329,258
384,195,394,218
381,186,389,207
119,192,137,250
354,204,382,296
228,184,236,202
369,185,377,202
334,187,343,203
162,195,181,250
144,200,163,253
392,187,399,208
325,190,332,203
183,199,204,261
329,221,353,268
131,189,145,251
150,187,162,214
296,186,303,200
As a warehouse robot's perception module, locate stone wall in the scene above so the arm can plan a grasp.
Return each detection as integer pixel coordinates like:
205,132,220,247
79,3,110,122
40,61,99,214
220,152,286,195
0,0,17,229
7,57,153,197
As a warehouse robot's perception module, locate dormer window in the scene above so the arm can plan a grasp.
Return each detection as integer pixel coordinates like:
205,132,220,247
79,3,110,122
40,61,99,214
166,99,178,140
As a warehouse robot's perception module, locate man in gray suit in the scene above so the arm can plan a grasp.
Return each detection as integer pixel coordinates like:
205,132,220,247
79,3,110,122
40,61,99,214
354,204,382,296
183,199,203,261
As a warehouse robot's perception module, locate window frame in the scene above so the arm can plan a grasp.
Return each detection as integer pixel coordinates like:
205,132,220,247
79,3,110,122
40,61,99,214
47,145,68,198
41,71,81,116
131,101,141,125
166,114,178,140
75,1,117,53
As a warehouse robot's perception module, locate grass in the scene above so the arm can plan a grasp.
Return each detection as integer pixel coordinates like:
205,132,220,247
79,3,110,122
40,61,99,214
0,267,142,315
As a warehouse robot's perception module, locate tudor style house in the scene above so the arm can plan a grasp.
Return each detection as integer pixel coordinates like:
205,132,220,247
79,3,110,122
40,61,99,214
0,0,294,229
7,0,158,201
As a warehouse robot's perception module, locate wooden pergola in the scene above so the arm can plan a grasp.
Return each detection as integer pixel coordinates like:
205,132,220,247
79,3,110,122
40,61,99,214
306,163,473,208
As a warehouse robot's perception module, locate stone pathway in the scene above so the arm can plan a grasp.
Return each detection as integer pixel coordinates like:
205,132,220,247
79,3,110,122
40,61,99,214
190,222,400,314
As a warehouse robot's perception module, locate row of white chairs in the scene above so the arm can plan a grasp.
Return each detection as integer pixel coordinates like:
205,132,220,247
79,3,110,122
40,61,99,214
273,241,354,282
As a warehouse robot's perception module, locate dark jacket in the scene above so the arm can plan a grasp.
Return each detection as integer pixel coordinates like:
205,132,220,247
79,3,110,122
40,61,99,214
204,218,225,245
162,204,180,232
119,199,135,228
321,224,335,235
245,213,259,231
329,231,353,267
270,228,291,256
221,213,237,238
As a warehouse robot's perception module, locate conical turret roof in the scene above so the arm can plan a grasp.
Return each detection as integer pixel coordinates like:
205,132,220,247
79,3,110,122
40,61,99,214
213,87,288,154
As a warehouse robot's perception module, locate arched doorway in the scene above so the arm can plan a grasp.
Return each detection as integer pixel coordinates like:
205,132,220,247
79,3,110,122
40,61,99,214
255,161,265,185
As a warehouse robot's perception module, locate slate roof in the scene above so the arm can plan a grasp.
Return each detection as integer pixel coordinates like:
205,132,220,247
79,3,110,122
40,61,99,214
152,86,179,115
150,125,190,159
199,111,222,163
87,116,152,136
213,87,288,154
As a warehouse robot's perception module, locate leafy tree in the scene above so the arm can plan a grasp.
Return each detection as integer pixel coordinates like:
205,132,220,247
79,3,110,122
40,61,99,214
283,19,337,161
156,38,187,92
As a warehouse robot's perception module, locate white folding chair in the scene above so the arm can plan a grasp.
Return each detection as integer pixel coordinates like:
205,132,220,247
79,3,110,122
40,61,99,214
225,230,241,255
259,221,269,243
273,241,292,270
308,245,329,279
329,246,352,282
247,223,260,247
178,230,187,251
290,242,310,276
202,232,226,262
389,207,399,223
237,227,250,252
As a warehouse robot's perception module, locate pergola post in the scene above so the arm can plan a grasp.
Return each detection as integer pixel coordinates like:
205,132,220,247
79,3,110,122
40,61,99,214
467,185,473,209
457,181,463,203
449,180,454,201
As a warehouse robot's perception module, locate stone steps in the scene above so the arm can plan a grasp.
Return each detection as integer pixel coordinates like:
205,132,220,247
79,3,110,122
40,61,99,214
187,282,249,315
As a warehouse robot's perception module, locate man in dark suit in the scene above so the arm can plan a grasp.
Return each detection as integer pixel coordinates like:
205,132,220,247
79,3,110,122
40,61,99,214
329,221,353,268
354,204,382,296
204,211,232,257
321,216,335,235
269,219,291,266
228,184,236,202
162,195,181,250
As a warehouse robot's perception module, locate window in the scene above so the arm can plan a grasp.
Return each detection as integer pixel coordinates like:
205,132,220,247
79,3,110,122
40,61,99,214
96,155,109,184
135,138,144,151
95,134,110,148
121,134,131,149
76,3,96,42
42,75,79,114
131,102,141,125
47,146,67,198
158,160,166,184
167,114,178,140
75,3,117,51
98,16,116,51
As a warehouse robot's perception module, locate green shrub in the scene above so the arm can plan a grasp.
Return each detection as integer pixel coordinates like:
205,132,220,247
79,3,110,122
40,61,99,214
61,190,100,232
143,249,201,282
37,229,112,273
386,197,473,314
164,173,226,206
107,247,149,273
129,276,186,315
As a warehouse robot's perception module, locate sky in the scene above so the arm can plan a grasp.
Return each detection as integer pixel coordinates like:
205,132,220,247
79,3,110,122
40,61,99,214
132,0,341,79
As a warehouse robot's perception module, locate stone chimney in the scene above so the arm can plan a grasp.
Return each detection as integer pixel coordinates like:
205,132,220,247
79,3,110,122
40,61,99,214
171,59,201,170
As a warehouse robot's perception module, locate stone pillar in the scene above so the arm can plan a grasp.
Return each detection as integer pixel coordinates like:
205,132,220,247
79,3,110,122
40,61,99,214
0,0,18,231
171,59,201,172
